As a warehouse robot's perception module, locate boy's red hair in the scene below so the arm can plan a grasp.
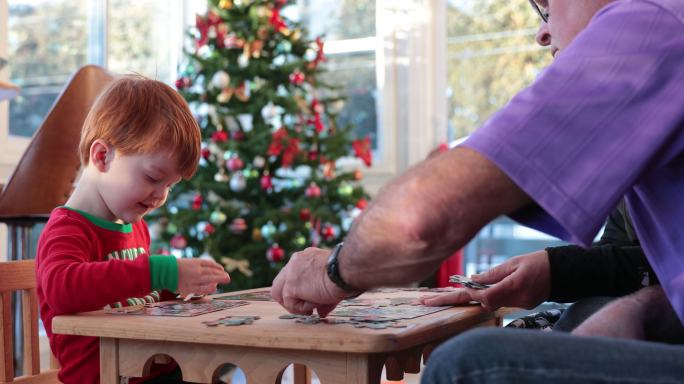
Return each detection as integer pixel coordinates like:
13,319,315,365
79,75,201,179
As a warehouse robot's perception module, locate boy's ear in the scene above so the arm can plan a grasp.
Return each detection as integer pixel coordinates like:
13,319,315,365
90,139,114,172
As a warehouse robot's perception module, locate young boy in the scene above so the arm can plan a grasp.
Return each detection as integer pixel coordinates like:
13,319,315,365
36,76,231,384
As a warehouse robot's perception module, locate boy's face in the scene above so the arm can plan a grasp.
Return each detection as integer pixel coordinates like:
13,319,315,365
97,148,182,224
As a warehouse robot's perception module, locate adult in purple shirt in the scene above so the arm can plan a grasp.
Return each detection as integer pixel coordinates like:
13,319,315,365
272,0,684,381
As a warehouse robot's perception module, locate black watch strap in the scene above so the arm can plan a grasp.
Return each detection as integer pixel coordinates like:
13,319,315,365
326,242,360,294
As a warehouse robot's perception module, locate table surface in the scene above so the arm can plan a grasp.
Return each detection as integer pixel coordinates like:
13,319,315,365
52,287,510,354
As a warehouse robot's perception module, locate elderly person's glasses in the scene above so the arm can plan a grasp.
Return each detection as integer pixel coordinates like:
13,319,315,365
528,0,549,23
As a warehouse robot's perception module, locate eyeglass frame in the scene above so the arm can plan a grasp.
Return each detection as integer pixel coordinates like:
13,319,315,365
528,0,549,23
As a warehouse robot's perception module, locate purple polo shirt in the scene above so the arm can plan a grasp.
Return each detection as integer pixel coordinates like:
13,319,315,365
463,0,684,322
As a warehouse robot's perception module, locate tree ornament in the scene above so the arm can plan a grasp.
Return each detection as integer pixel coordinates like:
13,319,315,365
353,169,363,180
211,70,231,89
352,137,373,166
231,130,245,141
170,234,187,249
337,182,353,196
356,198,369,210
201,147,211,159
226,156,244,171
175,77,191,90
219,0,233,9
229,172,247,192
294,235,307,247
210,210,227,225
253,156,266,168
260,174,273,190
289,70,305,86
299,208,311,221
166,223,178,234
204,223,216,235
217,88,234,103
229,218,247,234
211,130,229,143
260,221,277,239
305,182,321,198
323,161,335,179
321,224,336,241
214,171,229,182
191,193,203,211
252,228,263,241
266,244,285,262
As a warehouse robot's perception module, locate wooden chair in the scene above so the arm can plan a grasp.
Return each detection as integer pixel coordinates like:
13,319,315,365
0,65,114,262
0,65,113,383
0,259,59,383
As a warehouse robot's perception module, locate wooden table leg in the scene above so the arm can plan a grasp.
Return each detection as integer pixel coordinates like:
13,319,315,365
293,363,311,384
100,338,119,384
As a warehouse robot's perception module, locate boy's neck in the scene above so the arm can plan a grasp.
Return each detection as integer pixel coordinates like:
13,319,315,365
66,171,124,224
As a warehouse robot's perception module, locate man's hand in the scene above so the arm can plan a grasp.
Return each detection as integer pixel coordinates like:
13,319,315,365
271,247,350,317
177,258,231,296
420,250,550,311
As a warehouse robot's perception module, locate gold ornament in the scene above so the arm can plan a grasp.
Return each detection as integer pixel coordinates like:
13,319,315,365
216,87,234,103
353,169,363,180
219,0,233,8
252,228,262,241
221,257,253,277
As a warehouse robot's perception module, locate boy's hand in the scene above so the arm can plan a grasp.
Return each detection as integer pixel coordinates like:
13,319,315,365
177,258,230,296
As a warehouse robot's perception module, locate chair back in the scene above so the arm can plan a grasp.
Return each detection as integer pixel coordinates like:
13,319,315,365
0,65,114,218
0,260,60,383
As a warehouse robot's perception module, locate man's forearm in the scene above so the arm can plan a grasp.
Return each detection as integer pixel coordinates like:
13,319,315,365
340,146,531,290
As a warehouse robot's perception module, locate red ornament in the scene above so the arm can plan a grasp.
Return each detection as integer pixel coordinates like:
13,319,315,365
260,175,273,190
226,156,244,171
201,147,211,159
305,182,321,198
170,234,187,249
231,130,245,141
438,142,449,152
352,136,372,166
356,198,368,210
204,223,215,235
269,7,287,33
321,225,335,241
307,150,319,161
229,218,247,234
192,194,203,211
155,247,171,256
175,77,191,90
289,70,305,85
299,208,311,221
211,130,229,143
266,244,285,262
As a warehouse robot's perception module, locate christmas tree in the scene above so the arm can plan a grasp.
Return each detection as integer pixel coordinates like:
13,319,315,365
152,0,372,291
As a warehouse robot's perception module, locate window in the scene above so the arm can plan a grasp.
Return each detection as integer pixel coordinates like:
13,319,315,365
8,0,89,138
296,0,379,150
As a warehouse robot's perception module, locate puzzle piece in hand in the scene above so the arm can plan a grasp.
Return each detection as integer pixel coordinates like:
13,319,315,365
203,315,260,327
448,274,491,289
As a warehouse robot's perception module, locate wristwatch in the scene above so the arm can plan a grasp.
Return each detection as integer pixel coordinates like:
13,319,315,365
326,242,360,294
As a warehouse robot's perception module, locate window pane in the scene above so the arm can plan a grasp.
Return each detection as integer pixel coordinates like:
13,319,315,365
8,0,89,137
300,0,375,40
108,0,182,83
446,0,551,140
320,51,378,149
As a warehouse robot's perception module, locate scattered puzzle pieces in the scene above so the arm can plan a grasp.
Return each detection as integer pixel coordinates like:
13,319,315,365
278,314,408,330
203,315,261,327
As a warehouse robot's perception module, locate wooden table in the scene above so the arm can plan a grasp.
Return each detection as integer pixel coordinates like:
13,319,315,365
52,288,511,384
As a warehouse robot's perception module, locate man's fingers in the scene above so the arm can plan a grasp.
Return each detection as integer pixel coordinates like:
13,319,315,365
316,304,337,318
472,261,516,285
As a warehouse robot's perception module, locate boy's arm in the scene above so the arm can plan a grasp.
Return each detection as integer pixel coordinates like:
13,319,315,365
37,222,177,314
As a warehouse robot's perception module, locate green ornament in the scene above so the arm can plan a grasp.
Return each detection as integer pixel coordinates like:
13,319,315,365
294,235,306,247
337,182,354,196
210,210,227,225
166,223,178,234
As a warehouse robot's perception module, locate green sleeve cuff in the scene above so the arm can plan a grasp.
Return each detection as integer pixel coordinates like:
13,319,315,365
149,255,179,292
